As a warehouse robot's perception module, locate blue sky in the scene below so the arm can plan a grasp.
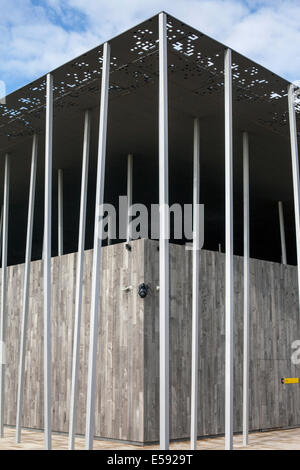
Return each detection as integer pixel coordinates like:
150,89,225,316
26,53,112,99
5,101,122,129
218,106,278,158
1,0,300,95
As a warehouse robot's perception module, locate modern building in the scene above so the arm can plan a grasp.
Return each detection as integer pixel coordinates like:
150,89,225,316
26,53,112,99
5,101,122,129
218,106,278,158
0,11,299,450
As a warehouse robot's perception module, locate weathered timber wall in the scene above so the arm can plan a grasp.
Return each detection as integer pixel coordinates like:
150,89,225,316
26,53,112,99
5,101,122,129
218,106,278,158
4,240,145,442
144,239,300,441
2,239,300,443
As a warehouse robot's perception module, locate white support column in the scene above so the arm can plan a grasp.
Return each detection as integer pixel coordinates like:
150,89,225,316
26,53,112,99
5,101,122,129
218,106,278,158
190,118,200,450
0,153,10,438
68,110,91,450
224,48,234,451
242,131,250,446
278,201,287,265
126,154,133,244
15,134,38,444
44,73,53,450
58,169,63,256
159,11,170,451
288,83,300,311
85,42,110,450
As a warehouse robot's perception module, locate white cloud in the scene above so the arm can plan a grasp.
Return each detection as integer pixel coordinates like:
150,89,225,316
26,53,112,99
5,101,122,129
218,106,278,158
1,0,300,94
224,1,300,81
0,0,99,92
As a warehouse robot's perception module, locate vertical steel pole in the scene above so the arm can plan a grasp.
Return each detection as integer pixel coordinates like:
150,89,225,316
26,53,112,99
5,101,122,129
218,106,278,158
288,84,300,311
15,134,38,443
0,153,10,438
44,73,53,450
224,48,234,451
126,154,133,244
242,131,250,446
190,118,200,450
85,42,110,450
159,11,169,451
58,169,63,256
278,201,287,265
68,110,91,450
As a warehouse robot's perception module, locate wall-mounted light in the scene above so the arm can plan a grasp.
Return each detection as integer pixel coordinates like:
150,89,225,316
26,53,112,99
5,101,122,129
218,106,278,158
138,283,149,298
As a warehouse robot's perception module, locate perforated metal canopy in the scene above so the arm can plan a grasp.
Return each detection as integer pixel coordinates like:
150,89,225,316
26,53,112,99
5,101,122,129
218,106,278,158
0,12,299,266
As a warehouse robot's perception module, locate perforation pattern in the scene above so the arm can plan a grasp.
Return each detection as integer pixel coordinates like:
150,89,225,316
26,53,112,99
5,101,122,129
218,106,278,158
0,13,299,150
166,16,225,97
165,15,298,137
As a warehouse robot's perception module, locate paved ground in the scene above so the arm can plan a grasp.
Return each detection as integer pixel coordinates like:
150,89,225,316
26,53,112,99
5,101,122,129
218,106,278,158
0,426,299,450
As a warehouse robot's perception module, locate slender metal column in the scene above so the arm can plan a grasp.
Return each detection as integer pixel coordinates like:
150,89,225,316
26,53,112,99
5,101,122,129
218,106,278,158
15,134,38,443
44,73,53,449
0,154,10,438
85,42,110,450
288,84,300,311
190,118,200,450
68,110,91,450
242,132,250,446
58,169,63,256
224,48,234,451
126,154,133,243
159,11,170,451
278,201,287,265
